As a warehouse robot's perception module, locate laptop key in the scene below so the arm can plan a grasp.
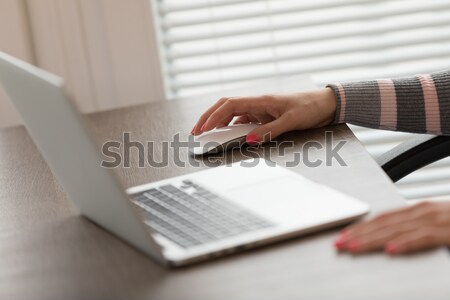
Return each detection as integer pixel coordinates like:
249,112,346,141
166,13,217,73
131,181,274,248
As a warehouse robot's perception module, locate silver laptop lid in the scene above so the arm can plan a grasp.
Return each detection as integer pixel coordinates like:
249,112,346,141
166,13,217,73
0,52,165,264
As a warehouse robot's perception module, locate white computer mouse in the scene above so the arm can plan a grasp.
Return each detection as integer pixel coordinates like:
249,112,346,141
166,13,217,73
189,123,261,155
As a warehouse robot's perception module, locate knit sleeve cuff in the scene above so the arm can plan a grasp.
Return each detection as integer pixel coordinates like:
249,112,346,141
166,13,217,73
326,83,343,125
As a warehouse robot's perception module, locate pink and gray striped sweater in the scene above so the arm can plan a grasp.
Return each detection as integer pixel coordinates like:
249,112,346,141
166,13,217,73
327,70,450,135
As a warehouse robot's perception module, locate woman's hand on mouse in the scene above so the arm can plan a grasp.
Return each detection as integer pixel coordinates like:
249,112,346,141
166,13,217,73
334,201,450,255
191,88,336,144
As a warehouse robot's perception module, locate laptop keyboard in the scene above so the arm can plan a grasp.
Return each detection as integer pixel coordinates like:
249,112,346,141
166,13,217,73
131,180,274,248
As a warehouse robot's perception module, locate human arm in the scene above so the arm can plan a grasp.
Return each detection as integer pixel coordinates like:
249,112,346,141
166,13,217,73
327,70,450,135
192,70,450,142
192,70,450,256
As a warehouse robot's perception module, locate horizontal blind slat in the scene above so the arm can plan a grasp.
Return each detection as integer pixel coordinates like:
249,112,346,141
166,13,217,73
173,61,450,99
163,1,450,44
162,0,380,29
352,131,413,146
398,182,450,199
168,14,450,59
169,29,450,75
160,0,259,14
397,165,450,185
171,44,450,89
314,58,450,82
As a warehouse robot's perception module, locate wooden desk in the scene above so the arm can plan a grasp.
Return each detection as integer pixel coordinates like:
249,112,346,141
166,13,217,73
1,98,449,299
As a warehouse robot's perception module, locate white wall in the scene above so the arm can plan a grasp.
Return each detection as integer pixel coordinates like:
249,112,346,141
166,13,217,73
0,0,34,128
0,0,165,129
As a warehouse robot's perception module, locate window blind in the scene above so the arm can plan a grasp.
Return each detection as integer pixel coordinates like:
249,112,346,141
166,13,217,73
153,0,450,202
154,0,450,98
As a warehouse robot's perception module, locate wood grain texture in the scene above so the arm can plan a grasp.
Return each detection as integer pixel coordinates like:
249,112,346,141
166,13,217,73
0,97,450,300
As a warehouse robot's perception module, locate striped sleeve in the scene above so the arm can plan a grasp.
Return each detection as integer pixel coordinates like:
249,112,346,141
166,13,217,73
327,70,450,135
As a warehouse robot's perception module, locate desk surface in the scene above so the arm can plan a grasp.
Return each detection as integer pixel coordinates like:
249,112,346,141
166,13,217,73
1,98,450,300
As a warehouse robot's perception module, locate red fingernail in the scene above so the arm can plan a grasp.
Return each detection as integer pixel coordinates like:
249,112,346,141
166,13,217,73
201,124,206,131
385,243,397,255
334,231,349,250
190,126,195,134
334,237,346,250
347,240,359,252
246,133,260,145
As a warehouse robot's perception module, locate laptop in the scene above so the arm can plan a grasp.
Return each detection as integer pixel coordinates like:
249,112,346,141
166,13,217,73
0,52,369,267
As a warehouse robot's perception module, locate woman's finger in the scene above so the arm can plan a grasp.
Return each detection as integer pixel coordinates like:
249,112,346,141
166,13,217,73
343,221,421,253
216,115,235,128
202,98,255,132
348,206,414,232
192,97,231,135
334,204,433,251
344,203,433,241
386,227,443,255
246,114,294,144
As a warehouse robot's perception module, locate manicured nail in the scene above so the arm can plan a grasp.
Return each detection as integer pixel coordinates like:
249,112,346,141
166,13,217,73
190,126,195,134
201,124,206,131
347,240,359,252
246,133,260,145
385,243,397,255
334,237,346,250
333,231,349,250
